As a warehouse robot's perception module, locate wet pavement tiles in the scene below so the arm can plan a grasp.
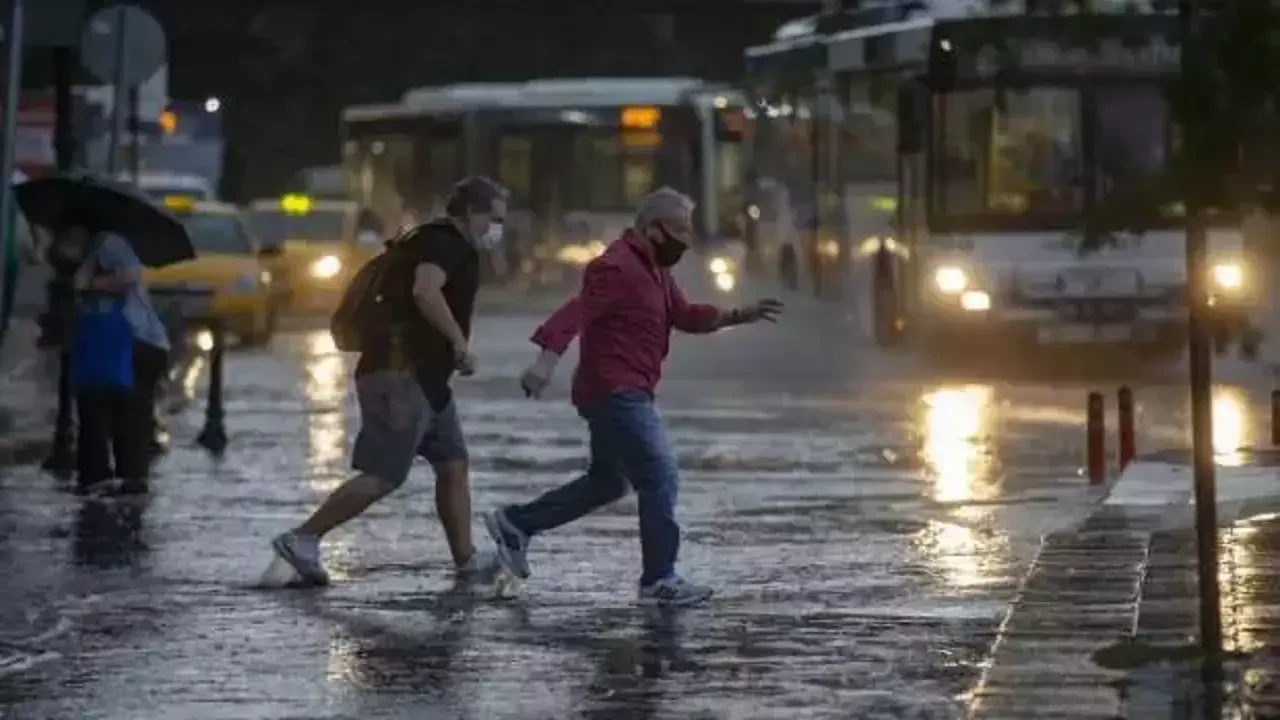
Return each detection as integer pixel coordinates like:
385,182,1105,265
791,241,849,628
1,311,1278,718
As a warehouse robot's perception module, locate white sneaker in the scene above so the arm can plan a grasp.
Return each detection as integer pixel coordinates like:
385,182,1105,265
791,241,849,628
271,531,330,586
638,575,713,608
485,508,531,579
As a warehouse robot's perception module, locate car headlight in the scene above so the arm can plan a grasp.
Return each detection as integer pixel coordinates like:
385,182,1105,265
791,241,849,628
714,271,736,292
934,266,968,294
1211,263,1243,291
960,290,991,311
708,257,731,275
310,255,342,279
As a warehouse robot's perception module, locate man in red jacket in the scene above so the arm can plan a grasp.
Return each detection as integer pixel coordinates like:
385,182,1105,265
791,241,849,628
485,187,782,607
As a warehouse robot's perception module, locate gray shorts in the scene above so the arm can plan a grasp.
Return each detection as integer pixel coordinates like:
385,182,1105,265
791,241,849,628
350,370,468,489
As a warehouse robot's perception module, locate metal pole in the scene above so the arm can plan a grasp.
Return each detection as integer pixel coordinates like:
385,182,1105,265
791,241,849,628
1118,386,1136,470
0,0,23,317
1272,389,1280,446
1181,0,1222,666
104,6,128,176
1087,391,1106,484
43,46,76,478
127,84,140,183
196,320,227,453
0,0,24,231
53,47,75,169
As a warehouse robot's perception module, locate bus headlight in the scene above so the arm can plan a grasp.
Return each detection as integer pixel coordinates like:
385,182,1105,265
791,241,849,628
934,266,968,294
1212,263,1243,291
310,255,342,279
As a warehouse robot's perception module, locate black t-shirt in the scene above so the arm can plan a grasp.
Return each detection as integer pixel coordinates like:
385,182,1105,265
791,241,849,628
355,219,480,410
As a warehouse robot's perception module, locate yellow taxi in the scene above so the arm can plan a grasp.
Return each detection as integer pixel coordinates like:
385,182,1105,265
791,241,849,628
242,194,384,313
145,196,279,346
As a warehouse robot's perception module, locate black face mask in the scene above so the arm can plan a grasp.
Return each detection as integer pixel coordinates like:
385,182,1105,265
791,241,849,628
652,227,688,268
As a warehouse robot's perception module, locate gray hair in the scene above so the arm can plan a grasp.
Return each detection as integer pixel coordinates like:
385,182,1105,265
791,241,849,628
635,186,695,229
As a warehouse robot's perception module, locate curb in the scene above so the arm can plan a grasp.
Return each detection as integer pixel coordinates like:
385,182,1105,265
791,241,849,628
0,431,52,468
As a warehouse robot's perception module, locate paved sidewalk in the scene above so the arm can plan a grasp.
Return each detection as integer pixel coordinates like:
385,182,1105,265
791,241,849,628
970,456,1280,719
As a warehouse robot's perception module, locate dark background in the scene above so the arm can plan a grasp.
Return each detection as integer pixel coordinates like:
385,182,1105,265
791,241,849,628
26,1,819,200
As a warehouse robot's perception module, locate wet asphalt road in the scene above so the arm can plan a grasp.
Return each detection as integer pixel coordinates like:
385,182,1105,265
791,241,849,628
0,286,1276,719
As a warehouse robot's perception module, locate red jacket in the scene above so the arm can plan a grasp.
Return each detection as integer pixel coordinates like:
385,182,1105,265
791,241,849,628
531,229,719,408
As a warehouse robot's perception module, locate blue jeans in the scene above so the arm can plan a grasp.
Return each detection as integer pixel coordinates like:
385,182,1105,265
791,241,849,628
505,390,680,586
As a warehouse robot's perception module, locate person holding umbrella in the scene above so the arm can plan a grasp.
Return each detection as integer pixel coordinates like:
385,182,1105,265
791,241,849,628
15,174,194,492
55,212,168,491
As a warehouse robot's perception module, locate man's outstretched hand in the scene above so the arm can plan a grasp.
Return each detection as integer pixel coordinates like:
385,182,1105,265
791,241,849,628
733,298,784,325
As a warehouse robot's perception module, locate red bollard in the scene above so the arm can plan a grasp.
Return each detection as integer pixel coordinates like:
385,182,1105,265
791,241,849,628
1272,390,1280,446
1118,386,1135,470
1087,392,1106,484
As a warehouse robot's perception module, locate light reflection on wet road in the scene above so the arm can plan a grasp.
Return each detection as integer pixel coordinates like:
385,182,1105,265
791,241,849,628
0,306,1274,719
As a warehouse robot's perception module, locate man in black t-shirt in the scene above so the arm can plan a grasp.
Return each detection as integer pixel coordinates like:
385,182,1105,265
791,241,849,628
272,177,508,586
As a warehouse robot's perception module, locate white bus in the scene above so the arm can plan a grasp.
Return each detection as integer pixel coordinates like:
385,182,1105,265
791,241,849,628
340,78,748,283
745,5,1264,358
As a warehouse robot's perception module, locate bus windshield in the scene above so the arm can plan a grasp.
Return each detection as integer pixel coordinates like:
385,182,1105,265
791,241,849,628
245,209,347,245
1092,84,1179,221
931,83,1212,230
934,86,1084,227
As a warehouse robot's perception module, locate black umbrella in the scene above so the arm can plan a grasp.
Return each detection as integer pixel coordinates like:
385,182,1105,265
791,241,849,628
14,173,195,268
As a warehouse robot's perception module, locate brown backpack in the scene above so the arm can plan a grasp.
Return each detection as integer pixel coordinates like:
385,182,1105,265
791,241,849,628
329,227,416,352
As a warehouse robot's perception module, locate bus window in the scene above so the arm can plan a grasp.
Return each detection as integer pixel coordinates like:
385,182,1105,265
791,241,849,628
717,139,743,235
498,135,533,203
426,138,459,211
622,156,653,208
361,136,414,233
845,73,899,182
569,129,661,212
1092,85,1168,207
935,87,1083,220
575,134,621,210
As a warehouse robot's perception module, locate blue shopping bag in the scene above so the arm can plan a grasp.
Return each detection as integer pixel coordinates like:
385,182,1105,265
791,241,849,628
73,295,133,390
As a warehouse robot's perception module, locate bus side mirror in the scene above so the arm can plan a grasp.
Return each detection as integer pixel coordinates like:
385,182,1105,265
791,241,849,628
897,83,927,154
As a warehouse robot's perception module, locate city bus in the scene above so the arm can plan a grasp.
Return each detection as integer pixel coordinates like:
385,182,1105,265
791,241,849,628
340,78,748,285
745,5,1263,358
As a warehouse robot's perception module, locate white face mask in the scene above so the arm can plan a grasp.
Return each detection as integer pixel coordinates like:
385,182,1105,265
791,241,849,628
478,222,504,249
